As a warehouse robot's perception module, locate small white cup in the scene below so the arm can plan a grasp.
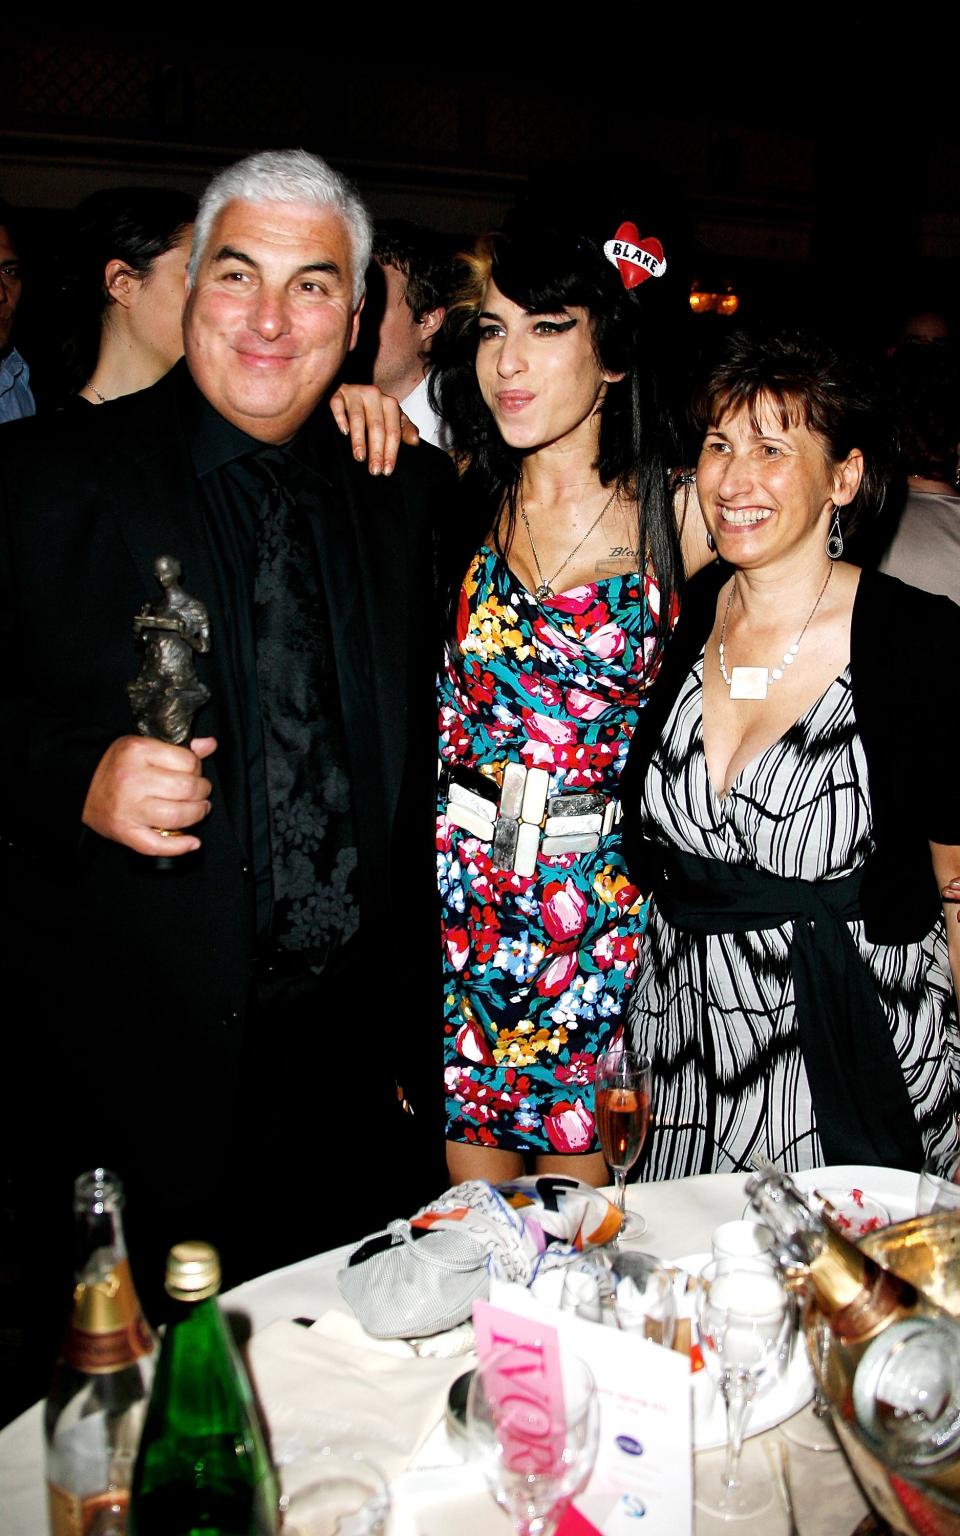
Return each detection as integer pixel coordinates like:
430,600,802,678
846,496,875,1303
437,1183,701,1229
711,1219,775,1273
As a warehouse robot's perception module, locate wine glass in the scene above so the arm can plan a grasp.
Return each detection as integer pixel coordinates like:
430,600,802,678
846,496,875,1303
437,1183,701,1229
466,1345,599,1536
695,1259,792,1519
780,1314,840,1455
917,1148,960,1214
595,1043,652,1239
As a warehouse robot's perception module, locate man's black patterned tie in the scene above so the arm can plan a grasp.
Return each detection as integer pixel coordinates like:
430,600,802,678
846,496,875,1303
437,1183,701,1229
251,448,358,961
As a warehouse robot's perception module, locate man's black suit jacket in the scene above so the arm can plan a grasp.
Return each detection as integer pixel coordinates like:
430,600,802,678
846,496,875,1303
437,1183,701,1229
0,364,454,1264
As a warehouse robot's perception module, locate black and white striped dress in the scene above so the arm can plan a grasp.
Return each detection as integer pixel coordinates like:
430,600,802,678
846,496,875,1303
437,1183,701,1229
629,654,960,1178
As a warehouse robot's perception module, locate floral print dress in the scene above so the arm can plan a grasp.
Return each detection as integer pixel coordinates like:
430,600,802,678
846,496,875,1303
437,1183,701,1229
439,544,670,1154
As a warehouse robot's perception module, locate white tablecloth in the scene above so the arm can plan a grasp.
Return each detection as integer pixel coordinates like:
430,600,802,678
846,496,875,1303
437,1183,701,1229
0,1171,876,1534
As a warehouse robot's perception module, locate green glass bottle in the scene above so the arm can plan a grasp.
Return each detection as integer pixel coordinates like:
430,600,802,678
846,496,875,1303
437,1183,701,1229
128,1241,278,1536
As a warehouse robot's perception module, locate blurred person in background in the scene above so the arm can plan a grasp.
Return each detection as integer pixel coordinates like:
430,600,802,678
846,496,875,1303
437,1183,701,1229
59,187,195,405
876,343,960,603
364,218,453,448
0,200,35,424
888,303,953,353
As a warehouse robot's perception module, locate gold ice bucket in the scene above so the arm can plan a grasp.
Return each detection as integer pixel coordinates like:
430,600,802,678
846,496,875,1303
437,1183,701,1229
810,1211,960,1535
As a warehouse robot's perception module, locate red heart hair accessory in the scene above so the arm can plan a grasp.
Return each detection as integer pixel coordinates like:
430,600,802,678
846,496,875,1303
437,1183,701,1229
603,222,667,289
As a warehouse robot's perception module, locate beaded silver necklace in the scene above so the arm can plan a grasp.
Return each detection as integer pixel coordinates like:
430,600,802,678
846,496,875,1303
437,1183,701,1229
718,563,833,701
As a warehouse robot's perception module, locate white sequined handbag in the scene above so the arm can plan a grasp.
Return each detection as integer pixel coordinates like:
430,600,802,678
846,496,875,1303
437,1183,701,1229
337,1217,490,1338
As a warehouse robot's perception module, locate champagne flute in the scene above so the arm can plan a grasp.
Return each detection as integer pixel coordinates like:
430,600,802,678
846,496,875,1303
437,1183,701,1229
695,1259,792,1519
780,1314,840,1454
595,1043,652,1239
466,1345,599,1536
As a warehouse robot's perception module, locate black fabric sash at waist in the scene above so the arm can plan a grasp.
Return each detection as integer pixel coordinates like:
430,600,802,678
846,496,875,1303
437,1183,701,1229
650,847,925,1172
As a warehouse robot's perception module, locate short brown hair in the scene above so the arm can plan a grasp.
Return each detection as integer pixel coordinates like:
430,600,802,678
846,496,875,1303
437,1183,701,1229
692,329,890,531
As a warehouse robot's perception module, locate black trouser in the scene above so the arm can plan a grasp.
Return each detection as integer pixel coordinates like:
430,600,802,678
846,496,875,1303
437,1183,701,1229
9,935,444,1379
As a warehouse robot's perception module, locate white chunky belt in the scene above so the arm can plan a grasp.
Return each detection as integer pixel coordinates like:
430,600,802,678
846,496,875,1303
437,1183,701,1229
439,760,621,878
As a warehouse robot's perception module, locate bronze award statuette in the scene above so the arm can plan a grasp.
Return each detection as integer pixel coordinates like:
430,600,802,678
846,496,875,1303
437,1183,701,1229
127,555,211,870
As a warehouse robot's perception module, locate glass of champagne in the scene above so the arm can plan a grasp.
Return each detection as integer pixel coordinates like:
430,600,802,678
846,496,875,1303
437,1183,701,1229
695,1259,792,1519
595,1043,652,1239
466,1345,599,1536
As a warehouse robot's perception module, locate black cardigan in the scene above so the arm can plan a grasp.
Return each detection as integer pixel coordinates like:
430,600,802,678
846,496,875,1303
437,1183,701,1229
620,563,960,944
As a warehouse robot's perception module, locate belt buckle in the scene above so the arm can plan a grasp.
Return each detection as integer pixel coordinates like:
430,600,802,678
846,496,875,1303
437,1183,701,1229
442,760,617,879
442,762,500,845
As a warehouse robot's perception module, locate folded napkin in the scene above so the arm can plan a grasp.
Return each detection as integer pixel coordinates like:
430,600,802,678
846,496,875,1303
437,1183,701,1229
246,1316,465,1481
338,1174,621,1339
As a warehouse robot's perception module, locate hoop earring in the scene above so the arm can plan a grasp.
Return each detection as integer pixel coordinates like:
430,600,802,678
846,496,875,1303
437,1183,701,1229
826,506,844,560
706,531,715,552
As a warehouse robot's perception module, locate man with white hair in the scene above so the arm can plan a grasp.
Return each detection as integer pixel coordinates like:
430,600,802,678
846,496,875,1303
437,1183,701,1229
0,149,453,1322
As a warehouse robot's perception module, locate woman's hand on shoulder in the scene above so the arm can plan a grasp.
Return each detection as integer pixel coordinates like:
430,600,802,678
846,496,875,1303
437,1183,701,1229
328,384,420,477
673,473,714,577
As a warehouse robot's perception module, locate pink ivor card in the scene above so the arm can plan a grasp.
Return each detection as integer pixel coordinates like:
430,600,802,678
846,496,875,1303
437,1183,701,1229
472,1299,569,1476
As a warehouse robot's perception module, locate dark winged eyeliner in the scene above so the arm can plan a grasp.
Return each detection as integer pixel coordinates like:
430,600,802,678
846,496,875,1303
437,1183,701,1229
478,313,577,330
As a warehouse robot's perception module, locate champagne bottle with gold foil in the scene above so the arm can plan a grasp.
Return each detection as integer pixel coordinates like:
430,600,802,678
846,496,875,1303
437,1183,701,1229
746,1166,947,1368
128,1242,278,1536
747,1166,960,1499
45,1169,156,1536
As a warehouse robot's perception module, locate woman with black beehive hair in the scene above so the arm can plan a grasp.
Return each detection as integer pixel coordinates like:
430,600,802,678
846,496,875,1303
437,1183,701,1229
433,187,706,1185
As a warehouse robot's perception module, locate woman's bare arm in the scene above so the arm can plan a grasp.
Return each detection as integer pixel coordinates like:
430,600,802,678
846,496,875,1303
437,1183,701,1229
674,478,714,578
931,841,960,1010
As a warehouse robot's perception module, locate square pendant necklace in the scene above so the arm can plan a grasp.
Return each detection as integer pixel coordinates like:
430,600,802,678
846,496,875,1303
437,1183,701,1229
718,564,833,702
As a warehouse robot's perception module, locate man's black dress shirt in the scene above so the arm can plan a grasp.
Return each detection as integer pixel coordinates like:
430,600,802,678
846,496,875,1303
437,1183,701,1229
183,375,361,973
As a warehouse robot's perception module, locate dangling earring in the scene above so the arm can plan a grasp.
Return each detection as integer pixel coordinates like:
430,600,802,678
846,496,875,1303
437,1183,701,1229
706,531,715,552
826,505,844,560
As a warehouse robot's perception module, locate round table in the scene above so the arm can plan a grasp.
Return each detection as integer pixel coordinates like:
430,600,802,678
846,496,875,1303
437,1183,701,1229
0,1170,877,1534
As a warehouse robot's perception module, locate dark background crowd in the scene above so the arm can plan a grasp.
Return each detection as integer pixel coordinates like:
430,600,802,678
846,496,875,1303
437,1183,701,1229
4,43,960,400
